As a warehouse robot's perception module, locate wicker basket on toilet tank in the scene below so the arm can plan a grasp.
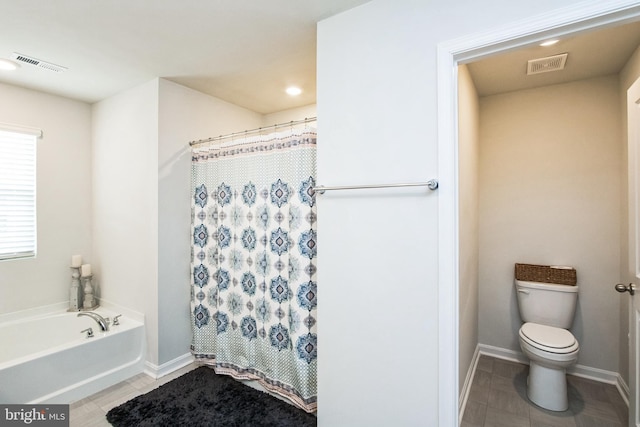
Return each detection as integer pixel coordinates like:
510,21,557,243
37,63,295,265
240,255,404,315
514,263,577,286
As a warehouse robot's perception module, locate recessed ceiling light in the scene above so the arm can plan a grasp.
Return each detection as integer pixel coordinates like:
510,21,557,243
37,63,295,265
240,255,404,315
540,39,559,47
0,59,19,71
286,86,302,96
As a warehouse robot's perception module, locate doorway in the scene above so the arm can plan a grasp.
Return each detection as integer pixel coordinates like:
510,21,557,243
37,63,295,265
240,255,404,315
436,2,640,426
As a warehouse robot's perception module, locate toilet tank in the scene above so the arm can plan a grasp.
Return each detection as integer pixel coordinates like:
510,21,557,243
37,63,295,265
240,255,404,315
515,279,578,329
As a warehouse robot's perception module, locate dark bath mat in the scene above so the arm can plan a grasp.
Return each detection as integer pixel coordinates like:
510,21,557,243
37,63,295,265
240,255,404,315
106,366,317,427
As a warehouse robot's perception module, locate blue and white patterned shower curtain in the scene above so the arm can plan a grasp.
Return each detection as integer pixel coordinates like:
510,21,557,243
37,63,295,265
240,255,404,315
190,128,317,412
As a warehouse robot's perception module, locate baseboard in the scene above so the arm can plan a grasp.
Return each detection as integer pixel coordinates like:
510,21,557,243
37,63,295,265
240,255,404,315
569,362,621,385
458,345,480,425
474,344,629,405
144,352,194,379
615,374,630,407
478,343,528,364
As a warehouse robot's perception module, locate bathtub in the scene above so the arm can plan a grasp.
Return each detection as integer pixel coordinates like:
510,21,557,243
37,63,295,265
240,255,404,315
0,306,145,404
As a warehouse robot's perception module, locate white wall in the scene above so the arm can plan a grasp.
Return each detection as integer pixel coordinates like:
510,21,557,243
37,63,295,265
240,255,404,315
92,79,160,363
317,3,440,426
317,0,592,425
262,104,316,126
478,76,622,372
458,64,480,393
0,83,92,315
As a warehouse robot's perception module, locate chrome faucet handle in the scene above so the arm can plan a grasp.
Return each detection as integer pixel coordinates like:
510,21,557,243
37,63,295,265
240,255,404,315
81,327,94,338
113,314,122,325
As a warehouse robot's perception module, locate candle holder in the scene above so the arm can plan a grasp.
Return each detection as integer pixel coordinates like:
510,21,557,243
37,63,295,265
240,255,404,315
81,274,99,311
68,266,82,312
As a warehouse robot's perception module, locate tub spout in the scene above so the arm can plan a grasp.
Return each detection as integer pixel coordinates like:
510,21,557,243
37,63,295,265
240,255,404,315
77,312,109,332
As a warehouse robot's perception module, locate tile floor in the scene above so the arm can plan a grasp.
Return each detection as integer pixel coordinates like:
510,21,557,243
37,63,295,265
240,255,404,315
461,355,629,427
70,355,630,426
69,363,198,427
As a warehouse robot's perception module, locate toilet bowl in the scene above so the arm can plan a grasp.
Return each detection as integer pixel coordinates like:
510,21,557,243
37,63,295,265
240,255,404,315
518,322,579,411
515,279,579,411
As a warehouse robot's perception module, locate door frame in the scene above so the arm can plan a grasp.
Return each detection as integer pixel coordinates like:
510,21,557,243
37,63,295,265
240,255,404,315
627,75,640,427
437,1,640,425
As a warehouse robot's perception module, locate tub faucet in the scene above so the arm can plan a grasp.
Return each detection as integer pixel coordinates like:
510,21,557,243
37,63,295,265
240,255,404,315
77,312,109,332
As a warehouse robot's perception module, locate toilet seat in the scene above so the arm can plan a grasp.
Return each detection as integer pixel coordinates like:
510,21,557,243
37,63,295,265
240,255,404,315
519,322,578,354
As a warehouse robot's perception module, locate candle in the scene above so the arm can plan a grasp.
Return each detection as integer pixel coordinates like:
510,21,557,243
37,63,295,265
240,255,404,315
71,255,82,268
81,264,92,277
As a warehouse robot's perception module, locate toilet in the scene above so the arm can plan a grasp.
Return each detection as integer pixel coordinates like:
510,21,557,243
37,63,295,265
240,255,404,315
515,279,579,411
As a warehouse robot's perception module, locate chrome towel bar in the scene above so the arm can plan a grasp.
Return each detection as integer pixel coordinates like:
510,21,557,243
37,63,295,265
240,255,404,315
313,179,438,195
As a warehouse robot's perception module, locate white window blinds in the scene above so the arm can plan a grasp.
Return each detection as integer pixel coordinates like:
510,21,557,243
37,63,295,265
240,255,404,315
0,127,39,260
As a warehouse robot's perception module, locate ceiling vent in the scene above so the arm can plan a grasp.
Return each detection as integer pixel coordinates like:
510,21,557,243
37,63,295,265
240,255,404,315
10,52,67,73
527,53,568,75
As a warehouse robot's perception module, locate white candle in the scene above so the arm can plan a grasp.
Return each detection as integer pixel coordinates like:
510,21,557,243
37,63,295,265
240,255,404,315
71,255,82,268
81,264,92,277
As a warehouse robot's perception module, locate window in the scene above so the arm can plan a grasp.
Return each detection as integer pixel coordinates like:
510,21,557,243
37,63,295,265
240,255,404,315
0,125,40,261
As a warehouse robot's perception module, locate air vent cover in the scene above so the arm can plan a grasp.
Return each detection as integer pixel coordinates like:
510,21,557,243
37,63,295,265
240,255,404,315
527,53,568,75
10,53,67,73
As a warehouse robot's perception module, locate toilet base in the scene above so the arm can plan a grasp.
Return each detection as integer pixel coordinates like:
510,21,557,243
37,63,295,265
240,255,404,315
527,361,568,411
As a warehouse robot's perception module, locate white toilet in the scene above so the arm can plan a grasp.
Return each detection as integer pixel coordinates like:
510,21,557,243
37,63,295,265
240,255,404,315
515,279,579,411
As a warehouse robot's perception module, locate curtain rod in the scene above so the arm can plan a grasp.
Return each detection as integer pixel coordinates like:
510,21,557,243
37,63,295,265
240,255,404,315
189,116,317,147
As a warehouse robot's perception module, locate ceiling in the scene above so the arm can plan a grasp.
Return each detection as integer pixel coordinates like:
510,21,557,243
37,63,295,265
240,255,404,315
0,0,371,114
467,20,640,97
4,3,638,114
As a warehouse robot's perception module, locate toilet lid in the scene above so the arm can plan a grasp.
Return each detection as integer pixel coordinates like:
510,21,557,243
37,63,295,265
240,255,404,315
520,322,577,352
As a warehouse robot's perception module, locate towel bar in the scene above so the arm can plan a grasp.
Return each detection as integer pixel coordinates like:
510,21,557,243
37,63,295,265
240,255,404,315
313,179,438,194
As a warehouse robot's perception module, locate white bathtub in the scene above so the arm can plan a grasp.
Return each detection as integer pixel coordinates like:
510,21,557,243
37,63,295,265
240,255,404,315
0,306,145,404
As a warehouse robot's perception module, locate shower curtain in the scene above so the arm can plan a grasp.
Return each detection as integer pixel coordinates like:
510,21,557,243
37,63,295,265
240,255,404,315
190,127,317,412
